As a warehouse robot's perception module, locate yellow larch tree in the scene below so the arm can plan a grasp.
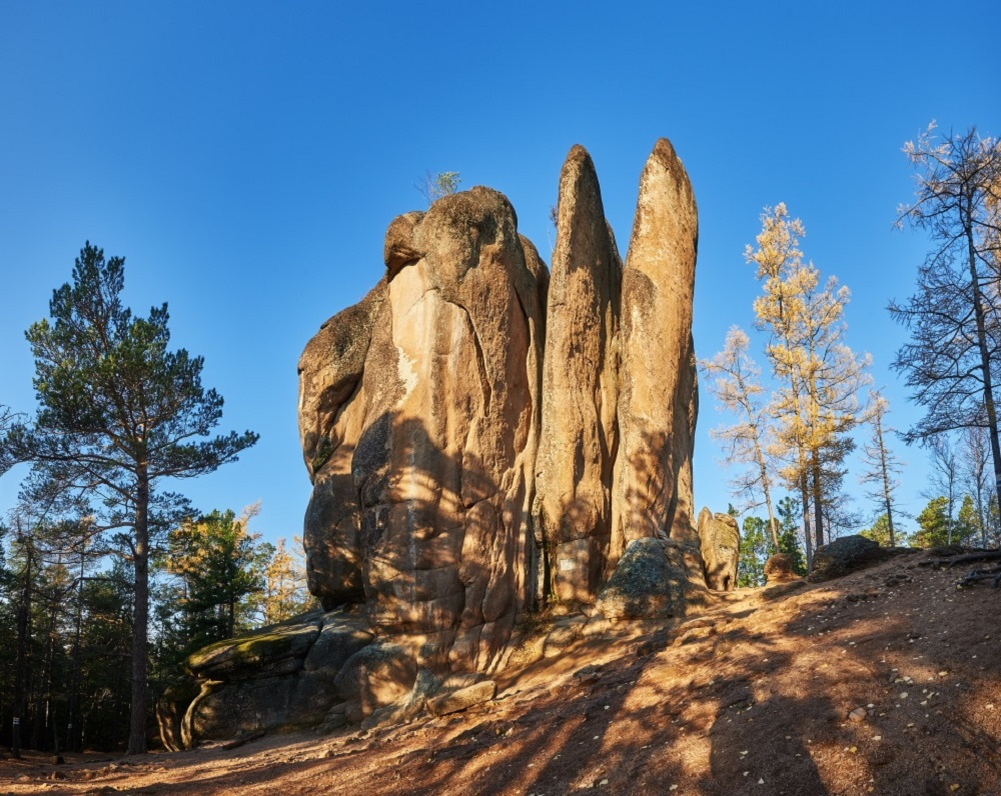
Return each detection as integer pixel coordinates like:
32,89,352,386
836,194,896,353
262,536,314,625
747,204,871,559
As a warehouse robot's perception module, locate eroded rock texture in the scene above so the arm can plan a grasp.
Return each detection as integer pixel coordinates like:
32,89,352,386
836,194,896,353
299,141,701,663
299,186,547,674
613,139,700,562
697,507,740,591
536,145,622,603
165,139,706,748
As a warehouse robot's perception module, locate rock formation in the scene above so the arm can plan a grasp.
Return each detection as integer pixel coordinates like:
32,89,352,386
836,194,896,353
299,186,547,676
536,145,622,603
164,139,706,747
763,552,797,585
808,535,881,582
697,507,740,591
613,139,700,561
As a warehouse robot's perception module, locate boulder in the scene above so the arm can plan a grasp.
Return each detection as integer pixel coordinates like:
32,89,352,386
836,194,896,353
764,552,797,585
427,680,497,717
303,612,375,673
809,535,881,582
612,139,699,563
595,537,702,622
167,609,374,748
697,508,740,591
536,145,622,604
186,615,323,681
332,638,420,723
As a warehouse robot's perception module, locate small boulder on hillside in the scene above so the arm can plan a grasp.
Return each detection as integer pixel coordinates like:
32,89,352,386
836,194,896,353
764,553,797,585
808,535,881,582
596,537,699,622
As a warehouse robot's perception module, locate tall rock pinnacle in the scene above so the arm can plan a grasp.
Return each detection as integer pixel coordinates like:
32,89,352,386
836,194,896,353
612,138,700,562
536,144,622,603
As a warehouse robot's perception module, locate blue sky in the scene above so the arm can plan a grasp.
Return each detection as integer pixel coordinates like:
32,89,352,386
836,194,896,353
2,1,999,546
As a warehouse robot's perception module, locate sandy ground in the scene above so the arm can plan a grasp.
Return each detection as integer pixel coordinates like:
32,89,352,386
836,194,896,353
2,550,999,796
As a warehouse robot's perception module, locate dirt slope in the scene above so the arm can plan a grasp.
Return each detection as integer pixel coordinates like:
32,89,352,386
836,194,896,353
3,550,999,796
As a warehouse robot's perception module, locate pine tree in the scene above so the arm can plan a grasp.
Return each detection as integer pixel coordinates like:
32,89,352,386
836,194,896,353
776,496,808,575
914,497,952,548
955,495,980,547
3,243,258,753
165,506,271,652
737,516,770,587
860,513,910,547
925,435,959,545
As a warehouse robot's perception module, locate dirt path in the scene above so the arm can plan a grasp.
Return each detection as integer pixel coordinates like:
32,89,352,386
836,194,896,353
3,552,999,795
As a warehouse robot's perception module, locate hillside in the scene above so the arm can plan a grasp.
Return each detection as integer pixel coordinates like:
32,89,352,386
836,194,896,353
3,549,999,796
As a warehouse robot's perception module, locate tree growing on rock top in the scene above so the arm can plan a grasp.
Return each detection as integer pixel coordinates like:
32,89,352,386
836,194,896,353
416,170,462,205
2,242,258,754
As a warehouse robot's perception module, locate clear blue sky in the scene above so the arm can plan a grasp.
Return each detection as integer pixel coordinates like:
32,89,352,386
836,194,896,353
2,1,999,546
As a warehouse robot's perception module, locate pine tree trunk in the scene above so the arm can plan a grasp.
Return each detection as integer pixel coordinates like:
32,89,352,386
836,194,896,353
878,416,896,546
68,551,85,752
127,469,150,755
12,521,31,759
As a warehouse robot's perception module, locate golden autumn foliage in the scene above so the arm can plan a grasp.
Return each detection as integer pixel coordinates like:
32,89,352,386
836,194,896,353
746,204,870,555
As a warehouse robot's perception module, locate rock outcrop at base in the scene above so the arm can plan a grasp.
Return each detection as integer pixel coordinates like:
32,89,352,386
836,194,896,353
165,139,705,748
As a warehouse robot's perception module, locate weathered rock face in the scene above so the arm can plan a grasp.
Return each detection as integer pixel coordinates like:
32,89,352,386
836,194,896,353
613,139,700,562
299,141,700,656
169,139,704,748
697,507,740,591
299,186,547,675
536,145,622,604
